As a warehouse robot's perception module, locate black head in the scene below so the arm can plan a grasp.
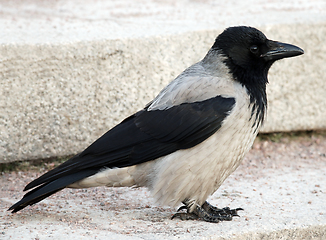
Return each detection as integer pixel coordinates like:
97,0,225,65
212,26,304,86
211,26,303,128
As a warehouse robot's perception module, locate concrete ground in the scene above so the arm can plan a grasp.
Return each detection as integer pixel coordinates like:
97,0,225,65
1,132,326,239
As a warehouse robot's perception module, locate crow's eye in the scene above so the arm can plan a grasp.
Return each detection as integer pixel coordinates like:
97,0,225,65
250,45,259,54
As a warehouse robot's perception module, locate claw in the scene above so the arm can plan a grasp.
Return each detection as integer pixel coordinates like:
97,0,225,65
229,208,244,217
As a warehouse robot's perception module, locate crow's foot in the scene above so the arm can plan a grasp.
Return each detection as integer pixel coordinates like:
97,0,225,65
172,201,243,223
202,201,243,218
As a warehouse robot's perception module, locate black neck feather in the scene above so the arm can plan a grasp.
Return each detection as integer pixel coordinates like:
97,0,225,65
224,58,270,129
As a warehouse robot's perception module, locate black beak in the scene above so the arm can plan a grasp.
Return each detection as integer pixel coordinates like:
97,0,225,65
261,41,304,61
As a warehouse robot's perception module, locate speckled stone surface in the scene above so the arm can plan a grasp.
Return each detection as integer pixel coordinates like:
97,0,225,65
0,0,326,163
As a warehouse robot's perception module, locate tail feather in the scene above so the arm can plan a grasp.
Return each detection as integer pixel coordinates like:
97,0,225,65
8,169,98,213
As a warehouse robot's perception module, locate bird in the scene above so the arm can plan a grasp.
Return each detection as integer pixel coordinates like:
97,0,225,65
8,26,304,223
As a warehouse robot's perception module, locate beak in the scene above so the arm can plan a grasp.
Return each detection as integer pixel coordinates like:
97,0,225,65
261,41,304,61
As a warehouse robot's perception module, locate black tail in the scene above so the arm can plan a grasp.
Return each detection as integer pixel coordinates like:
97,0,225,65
8,169,98,213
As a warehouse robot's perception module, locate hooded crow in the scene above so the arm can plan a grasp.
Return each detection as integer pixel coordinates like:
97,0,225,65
9,26,304,223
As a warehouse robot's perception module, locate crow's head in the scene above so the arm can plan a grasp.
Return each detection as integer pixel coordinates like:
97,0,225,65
212,26,304,85
210,26,303,128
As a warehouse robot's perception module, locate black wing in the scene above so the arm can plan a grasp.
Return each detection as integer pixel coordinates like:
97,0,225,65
9,95,235,212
